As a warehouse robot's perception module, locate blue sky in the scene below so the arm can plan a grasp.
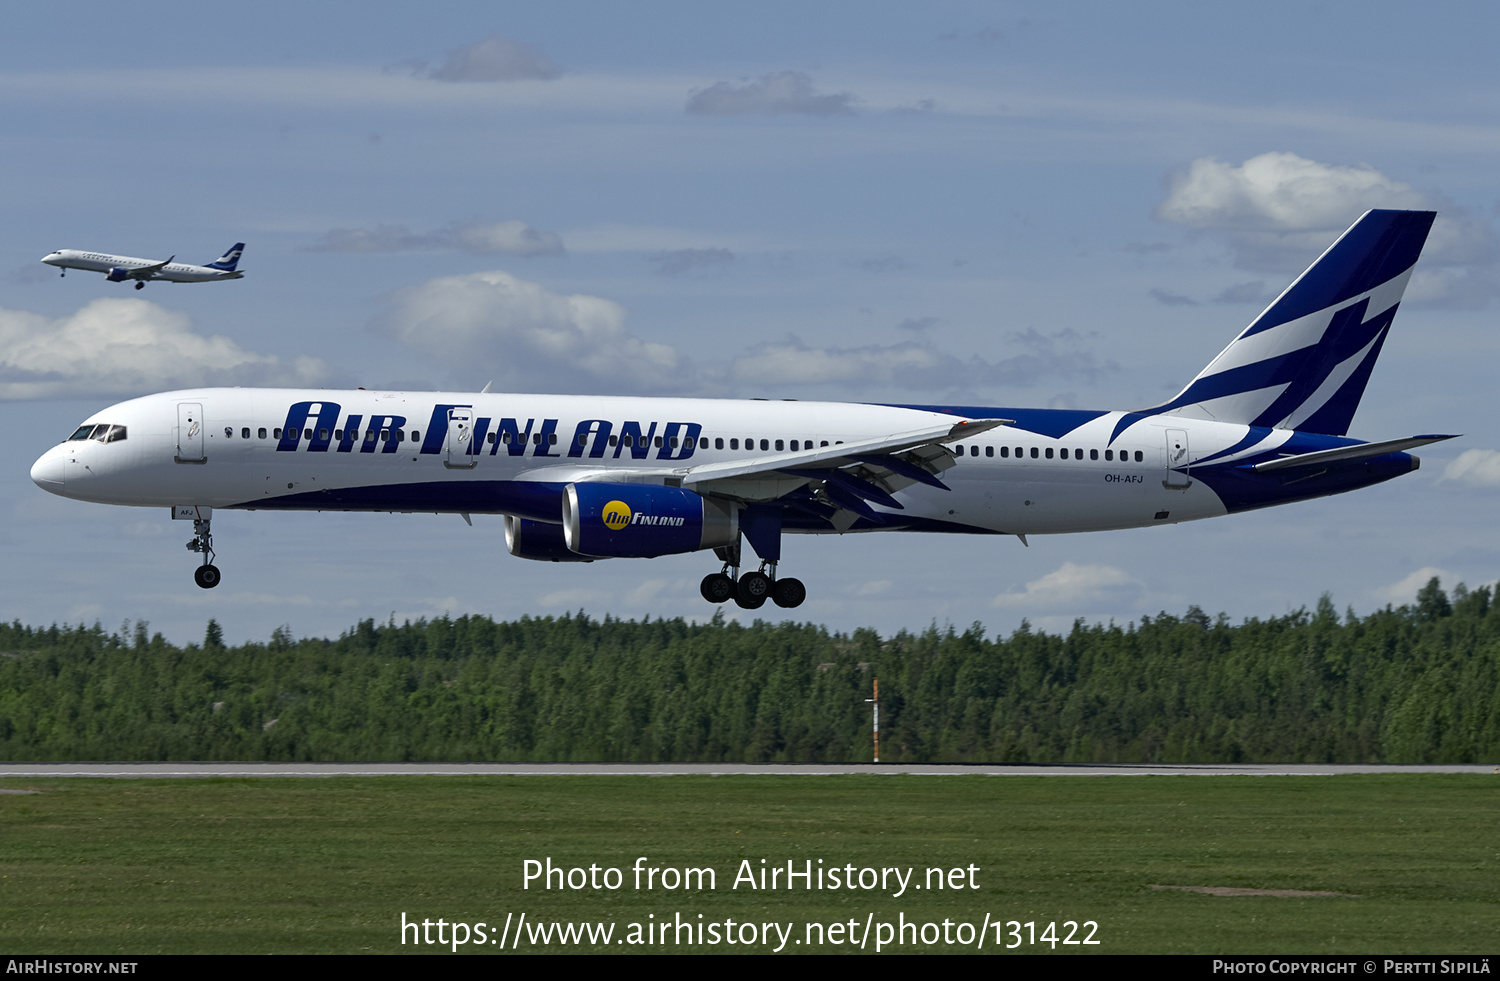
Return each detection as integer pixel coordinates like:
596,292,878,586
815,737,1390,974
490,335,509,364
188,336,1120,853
3,1,1499,645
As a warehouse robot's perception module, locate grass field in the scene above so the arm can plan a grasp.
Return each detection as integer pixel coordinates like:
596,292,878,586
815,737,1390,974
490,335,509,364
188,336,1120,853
0,775,1495,954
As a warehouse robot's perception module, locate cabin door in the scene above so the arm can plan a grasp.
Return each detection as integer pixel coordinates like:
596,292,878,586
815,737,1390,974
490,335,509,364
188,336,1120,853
176,403,205,463
1164,428,1190,488
445,408,478,469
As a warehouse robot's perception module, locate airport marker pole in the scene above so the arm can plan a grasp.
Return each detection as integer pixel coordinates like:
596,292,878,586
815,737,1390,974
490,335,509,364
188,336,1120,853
865,678,879,763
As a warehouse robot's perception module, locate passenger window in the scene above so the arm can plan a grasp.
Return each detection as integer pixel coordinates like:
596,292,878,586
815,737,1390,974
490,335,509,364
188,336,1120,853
609,435,618,446
716,438,724,449
985,446,994,457
487,433,497,444
730,438,739,449
1045,448,1054,459
1105,449,1113,461
760,439,769,451
411,431,419,442
790,440,799,451
1090,448,1098,460
319,429,330,441
1030,447,1038,459
685,436,695,449
258,428,267,440
274,428,283,439
775,439,784,451
955,444,963,456
381,429,390,441
1000,446,1009,458
654,436,663,448
821,441,829,447
577,434,587,446
550,433,558,445
1134,450,1143,462
223,427,232,438
970,446,978,457
671,437,680,448
533,433,542,445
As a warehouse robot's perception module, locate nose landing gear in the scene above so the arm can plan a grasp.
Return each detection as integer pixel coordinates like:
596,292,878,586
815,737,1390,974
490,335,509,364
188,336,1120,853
186,513,220,589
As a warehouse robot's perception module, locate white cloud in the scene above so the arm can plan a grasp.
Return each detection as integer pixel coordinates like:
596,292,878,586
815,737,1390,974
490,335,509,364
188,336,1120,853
373,270,683,395
727,330,1117,391
425,37,561,83
0,298,324,399
991,562,1144,611
686,71,857,116
374,269,1117,397
1371,567,1455,607
1155,152,1500,304
1442,449,1500,488
1157,152,1429,233
304,219,564,256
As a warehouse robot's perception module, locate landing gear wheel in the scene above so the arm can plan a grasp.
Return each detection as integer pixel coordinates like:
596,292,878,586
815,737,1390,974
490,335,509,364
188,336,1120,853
134,281,145,290
700,572,735,603
772,577,806,608
736,571,771,609
194,564,221,589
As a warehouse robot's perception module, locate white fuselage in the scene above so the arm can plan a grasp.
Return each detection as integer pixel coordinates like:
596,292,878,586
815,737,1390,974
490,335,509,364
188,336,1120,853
30,388,1249,536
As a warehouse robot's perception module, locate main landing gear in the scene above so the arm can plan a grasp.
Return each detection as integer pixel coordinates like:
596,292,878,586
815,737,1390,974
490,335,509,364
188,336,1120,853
699,542,805,609
186,512,220,589
134,281,145,290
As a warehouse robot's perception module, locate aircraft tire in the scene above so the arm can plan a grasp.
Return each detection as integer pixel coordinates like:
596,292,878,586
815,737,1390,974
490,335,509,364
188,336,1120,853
772,577,806,608
700,573,735,603
134,281,145,290
734,592,766,610
737,570,771,604
194,564,221,589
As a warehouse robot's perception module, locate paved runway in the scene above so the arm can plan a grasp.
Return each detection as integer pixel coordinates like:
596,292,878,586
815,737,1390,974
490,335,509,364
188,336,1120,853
0,762,1493,778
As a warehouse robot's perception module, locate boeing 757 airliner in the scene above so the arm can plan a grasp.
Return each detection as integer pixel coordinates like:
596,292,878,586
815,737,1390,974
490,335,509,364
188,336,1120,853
40,243,245,289
30,211,1453,609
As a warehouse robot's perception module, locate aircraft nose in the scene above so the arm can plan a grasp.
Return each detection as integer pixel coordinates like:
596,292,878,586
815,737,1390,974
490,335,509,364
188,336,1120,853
30,448,66,492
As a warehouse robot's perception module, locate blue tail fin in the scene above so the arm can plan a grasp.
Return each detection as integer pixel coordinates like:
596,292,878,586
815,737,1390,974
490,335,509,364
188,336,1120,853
206,243,245,271
1143,210,1435,435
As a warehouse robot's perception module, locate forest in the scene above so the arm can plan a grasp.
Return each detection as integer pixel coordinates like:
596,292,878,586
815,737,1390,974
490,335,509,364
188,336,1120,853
0,577,1495,763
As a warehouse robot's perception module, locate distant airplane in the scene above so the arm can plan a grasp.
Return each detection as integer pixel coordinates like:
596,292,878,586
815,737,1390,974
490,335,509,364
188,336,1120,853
31,211,1454,607
39,243,245,289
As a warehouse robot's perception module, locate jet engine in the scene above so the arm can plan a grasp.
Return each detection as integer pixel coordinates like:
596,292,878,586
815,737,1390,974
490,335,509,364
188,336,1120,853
563,482,737,558
504,516,597,562
106,268,132,282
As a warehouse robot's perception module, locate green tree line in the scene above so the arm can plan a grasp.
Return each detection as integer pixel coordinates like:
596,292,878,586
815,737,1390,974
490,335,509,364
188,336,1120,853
0,578,1495,763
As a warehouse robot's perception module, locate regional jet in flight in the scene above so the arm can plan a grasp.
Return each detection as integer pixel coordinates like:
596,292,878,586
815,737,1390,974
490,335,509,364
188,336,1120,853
31,211,1453,609
40,243,245,289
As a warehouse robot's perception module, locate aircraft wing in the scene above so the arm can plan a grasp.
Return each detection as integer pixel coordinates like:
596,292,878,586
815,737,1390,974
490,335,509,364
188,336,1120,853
131,256,174,279
519,417,1010,526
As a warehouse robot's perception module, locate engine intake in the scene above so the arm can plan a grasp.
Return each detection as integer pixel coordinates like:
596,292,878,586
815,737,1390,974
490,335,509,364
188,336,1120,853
563,482,737,558
106,267,132,282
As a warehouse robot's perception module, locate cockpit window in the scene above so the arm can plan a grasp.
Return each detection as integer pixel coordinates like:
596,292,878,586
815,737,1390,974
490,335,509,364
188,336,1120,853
67,423,126,443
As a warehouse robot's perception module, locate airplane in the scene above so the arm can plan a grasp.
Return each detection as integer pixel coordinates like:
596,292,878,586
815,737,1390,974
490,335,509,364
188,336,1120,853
30,210,1454,609
39,243,245,289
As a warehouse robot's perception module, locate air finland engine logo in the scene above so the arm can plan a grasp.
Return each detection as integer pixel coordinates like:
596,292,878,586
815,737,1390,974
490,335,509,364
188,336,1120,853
602,500,632,530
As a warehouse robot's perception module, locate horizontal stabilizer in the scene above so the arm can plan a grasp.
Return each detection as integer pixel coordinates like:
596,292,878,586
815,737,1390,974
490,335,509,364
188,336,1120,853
1252,434,1458,473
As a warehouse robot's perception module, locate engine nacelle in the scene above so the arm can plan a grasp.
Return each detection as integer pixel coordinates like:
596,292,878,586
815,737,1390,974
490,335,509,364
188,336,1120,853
504,516,597,562
564,482,737,558
106,267,132,283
